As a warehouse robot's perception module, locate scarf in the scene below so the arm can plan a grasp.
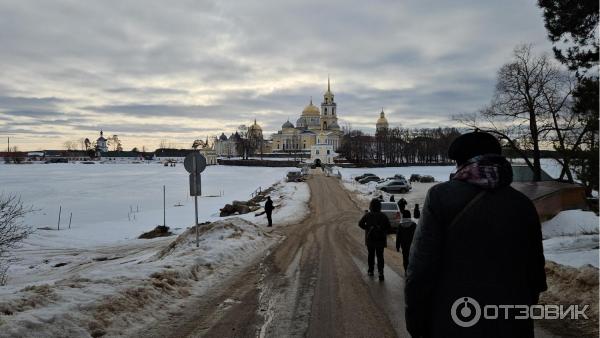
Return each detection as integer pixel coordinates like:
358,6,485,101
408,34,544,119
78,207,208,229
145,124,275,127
452,154,513,189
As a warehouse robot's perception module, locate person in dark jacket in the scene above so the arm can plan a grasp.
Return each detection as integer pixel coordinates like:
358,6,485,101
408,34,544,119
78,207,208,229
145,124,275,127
398,197,408,212
404,131,547,338
396,211,416,272
390,195,395,202
359,198,391,281
412,204,420,219
264,196,274,227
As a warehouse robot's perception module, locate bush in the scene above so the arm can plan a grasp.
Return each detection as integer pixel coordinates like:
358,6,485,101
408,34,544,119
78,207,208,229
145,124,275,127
0,194,32,285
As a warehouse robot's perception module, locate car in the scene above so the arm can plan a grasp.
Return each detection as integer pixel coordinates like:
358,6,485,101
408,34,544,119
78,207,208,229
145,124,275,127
286,170,303,182
354,173,376,181
376,179,412,193
419,175,435,183
358,175,381,184
409,174,421,182
380,202,401,230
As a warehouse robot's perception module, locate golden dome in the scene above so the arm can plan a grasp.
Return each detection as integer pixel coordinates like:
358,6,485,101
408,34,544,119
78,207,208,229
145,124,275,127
249,119,262,131
302,98,320,116
376,110,389,128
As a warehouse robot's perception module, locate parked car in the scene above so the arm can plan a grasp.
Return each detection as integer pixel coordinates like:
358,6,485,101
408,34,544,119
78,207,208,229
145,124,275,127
419,175,435,183
286,170,303,182
380,202,401,230
376,179,412,193
358,175,381,184
355,173,376,181
409,174,421,182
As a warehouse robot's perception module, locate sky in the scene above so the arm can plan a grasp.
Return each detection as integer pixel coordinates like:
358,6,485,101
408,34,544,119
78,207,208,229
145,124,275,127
0,0,554,151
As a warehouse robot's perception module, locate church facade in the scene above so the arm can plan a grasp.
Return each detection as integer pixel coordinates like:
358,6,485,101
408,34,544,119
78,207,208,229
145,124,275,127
272,78,343,153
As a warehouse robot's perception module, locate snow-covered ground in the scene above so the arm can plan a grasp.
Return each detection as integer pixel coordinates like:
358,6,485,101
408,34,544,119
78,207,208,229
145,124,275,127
335,163,599,269
542,210,599,268
0,164,296,245
0,164,310,337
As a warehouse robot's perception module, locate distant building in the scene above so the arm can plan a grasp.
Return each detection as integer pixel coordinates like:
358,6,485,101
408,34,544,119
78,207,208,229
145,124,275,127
376,109,389,131
272,78,343,153
310,130,335,165
214,132,240,157
96,130,108,152
100,151,145,163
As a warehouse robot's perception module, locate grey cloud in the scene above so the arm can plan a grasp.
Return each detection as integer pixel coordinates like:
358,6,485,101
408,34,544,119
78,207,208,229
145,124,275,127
0,0,555,149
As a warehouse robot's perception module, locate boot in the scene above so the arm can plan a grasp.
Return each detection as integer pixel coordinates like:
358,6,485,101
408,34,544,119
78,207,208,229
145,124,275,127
367,270,374,277
378,273,384,281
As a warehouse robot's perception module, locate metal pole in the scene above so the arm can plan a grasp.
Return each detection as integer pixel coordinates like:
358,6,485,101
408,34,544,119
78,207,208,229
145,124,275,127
68,212,72,229
57,206,62,230
163,185,166,227
193,158,199,247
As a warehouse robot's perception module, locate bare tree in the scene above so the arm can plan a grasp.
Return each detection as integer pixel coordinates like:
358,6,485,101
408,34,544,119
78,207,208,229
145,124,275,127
108,135,122,151
459,44,574,181
0,195,32,285
64,140,78,151
191,139,204,150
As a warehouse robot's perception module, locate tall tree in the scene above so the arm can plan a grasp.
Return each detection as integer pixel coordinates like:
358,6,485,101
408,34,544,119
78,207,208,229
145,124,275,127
538,0,598,74
539,0,599,193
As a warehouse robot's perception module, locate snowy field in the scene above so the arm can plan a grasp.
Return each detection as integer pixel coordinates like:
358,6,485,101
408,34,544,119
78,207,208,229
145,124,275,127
335,161,599,269
0,163,310,337
1,164,297,245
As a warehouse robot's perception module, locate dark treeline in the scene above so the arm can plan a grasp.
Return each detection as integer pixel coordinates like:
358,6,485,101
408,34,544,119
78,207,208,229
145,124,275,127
338,127,461,165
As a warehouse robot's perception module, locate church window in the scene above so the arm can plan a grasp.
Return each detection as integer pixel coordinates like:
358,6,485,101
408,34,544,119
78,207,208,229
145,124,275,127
303,144,306,149
327,150,330,154
316,150,320,155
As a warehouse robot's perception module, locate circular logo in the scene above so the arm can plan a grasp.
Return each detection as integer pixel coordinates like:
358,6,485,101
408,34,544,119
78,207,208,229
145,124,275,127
451,297,481,327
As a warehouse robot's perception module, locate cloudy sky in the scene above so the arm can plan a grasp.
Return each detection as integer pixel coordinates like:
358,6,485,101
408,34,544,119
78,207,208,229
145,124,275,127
0,0,553,151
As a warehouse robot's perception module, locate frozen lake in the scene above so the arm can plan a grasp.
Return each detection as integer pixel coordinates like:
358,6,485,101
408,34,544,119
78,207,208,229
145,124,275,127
0,164,294,245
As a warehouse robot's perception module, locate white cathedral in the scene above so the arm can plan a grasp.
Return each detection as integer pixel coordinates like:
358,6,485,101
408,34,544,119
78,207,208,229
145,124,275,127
272,77,344,154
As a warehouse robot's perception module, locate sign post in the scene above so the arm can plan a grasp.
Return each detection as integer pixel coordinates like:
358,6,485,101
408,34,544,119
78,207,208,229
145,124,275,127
184,152,207,247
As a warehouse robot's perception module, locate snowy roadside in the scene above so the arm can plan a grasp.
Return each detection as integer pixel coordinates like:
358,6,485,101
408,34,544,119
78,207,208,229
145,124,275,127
0,180,309,338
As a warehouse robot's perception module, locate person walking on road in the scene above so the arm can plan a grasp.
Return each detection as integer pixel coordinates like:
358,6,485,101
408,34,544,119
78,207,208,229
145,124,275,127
359,198,391,281
397,197,407,212
264,196,274,227
396,210,416,272
412,204,420,219
404,131,547,338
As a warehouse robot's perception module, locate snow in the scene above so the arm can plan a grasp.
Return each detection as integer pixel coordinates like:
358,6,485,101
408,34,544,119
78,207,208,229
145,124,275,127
0,164,310,337
542,209,599,239
542,209,599,269
0,164,297,245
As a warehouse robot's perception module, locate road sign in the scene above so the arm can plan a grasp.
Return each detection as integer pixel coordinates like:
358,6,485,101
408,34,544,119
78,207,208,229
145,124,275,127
184,152,207,174
189,173,201,196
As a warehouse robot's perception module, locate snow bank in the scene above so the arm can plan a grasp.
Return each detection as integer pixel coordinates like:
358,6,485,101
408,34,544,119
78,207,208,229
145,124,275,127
542,209,599,269
542,209,599,239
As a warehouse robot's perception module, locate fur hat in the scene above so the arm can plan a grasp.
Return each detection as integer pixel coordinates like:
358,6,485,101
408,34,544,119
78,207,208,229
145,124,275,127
448,131,502,165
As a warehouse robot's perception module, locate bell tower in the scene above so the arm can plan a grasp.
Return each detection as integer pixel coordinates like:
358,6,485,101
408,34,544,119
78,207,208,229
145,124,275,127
321,76,338,130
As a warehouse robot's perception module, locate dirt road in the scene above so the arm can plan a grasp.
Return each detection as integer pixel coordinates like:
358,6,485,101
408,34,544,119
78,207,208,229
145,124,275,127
138,172,407,337
140,171,558,338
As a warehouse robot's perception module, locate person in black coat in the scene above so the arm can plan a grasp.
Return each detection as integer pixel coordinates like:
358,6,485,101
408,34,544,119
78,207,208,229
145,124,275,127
359,198,391,281
396,209,416,272
264,196,274,227
390,195,395,202
413,204,420,219
398,198,407,212
404,132,547,338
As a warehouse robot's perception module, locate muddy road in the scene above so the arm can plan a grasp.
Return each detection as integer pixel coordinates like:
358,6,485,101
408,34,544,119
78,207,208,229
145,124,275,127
141,172,558,338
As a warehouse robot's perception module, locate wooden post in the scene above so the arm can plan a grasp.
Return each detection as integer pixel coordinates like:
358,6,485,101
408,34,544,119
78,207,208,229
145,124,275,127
57,206,62,230
68,212,72,229
163,185,166,227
